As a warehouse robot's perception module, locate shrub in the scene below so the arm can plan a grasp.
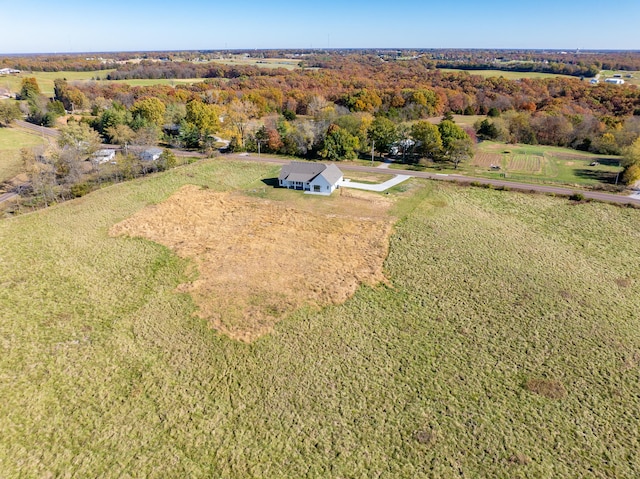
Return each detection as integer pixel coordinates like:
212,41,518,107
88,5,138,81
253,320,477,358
569,192,585,202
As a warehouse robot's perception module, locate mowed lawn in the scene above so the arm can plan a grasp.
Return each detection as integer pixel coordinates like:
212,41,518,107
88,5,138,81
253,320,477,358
1,160,639,477
0,126,47,182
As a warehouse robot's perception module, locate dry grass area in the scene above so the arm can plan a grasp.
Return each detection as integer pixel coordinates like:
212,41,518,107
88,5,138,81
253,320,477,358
110,185,394,342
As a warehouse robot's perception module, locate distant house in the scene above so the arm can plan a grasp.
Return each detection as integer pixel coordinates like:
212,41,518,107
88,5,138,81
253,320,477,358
0,68,20,75
278,162,343,195
140,147,163,161
605,78,625,85
91,149,116,164
589,78,599,84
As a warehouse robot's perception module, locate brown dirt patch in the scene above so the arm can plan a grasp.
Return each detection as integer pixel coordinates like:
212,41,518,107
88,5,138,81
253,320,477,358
525,378,567,399
110,185,394,342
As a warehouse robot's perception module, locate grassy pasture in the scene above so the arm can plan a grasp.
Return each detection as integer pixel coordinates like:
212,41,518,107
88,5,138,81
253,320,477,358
1,70,114,96
211,56,302,70
1,159,640,477
0,126,47,183
438,68,573,80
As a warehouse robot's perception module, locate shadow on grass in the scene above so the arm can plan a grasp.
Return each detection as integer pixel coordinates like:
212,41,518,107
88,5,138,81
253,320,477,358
261,178,279,188
592,158,621,167
573,169,619,184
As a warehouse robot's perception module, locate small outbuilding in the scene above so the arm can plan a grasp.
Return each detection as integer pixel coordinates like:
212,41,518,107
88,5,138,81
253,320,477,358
91,149,116,164
140,147,163,162
278,161,343,195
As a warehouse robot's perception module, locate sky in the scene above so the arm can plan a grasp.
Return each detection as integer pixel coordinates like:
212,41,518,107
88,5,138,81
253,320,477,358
0,0,639,53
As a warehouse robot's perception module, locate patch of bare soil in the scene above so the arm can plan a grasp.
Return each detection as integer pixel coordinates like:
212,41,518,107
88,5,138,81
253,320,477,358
525,378,567,399
110,185,394,342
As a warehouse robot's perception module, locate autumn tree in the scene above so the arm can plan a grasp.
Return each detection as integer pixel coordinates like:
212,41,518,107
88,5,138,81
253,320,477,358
18,77,41,100
0,101,22,126
130,97,166,128
225,99,258,148
22,147,58,207
58,122,102,158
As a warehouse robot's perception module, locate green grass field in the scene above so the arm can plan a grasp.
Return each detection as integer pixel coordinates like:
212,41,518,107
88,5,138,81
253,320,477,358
0,126,48,183
471,142,622,187
1,70,114,96
1,160,639,477
438,68,572,80
211,56,302,70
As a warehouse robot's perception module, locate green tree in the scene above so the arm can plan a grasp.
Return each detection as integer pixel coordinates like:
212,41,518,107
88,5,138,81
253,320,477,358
368,117,398,155
476,119,499,140
319,124,360,161
0,101,22,126
411,121,443,158
438,120,473,168
157,149,177,171
19,77,41,100
621,137,640,185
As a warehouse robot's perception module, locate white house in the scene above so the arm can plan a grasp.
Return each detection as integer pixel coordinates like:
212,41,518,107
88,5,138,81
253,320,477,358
278,162,343,195
604,78,625,85
140,147,163,161
91,149,116,164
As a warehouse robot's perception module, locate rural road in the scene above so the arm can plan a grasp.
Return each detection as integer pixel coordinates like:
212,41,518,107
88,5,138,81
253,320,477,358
5,123,640,207
224,153,640,206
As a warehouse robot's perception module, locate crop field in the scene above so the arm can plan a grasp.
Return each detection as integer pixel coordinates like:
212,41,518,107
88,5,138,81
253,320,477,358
472,152,502,168
506,154,544,173
1,159,640,477
470,141,622,186
0,126,48,183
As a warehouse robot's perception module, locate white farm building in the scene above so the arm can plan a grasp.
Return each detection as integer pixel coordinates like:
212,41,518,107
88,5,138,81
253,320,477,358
278,162,343,195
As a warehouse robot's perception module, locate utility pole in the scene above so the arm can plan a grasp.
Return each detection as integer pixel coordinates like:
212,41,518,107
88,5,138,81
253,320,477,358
371,140,375,166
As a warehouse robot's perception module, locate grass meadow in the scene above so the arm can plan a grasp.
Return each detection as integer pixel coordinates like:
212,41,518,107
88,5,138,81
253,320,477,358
1,71,113,96
0,126,47,182
438,68,572,80
1,159,639,477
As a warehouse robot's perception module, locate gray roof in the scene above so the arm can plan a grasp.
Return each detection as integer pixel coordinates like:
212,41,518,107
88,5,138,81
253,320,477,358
278,161,327,182
318,163,343,185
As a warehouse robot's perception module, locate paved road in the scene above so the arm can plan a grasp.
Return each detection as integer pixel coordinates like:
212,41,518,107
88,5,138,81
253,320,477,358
7,124,640,207
222,153,640,206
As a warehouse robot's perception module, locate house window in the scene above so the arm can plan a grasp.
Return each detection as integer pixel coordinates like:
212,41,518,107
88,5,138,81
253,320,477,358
314,185,321,192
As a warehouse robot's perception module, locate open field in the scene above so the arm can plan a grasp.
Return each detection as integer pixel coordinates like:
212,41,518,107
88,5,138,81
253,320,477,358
0,70,114,96
211,56,303,70
0,126,48,183
1,159,640,477
110,185,393,342
438,68,573,80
